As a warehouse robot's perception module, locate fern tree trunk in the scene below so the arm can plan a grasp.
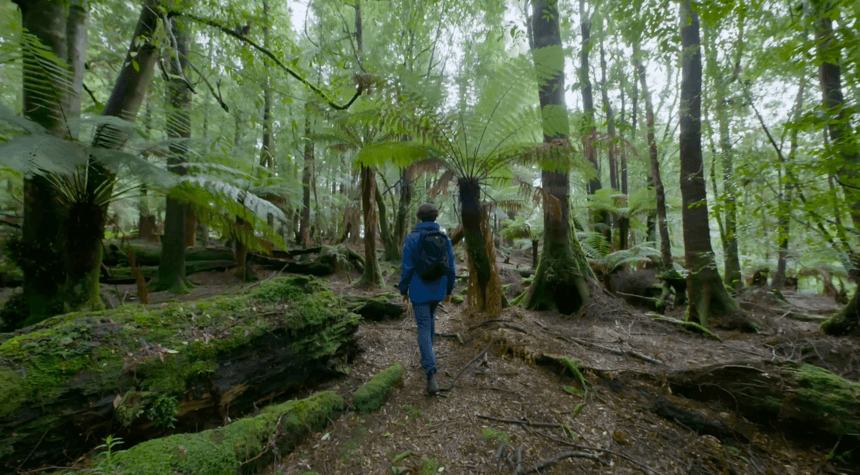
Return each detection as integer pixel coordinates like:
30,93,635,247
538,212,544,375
14,0,70,322
459,178,502,315
678,1,739,326
815,0,860,335
154,17,193,293
63,0,159,312
521,0,592,314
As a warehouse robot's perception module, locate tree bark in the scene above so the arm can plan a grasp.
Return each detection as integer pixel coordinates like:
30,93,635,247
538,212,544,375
359,166,382,286
394,166,414,247
815,0,860,335
678,1,739,326
773,80,805,291
64,0,160,311
459,178,502,315
300,114,313,248
599,42,617,192
377,177,400,262
521,0,592,314
154,17,192,293
15,0,70,321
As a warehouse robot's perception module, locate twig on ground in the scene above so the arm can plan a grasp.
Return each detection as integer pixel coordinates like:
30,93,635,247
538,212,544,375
647,313,722,341
616,291,662,303
441,339,497,392
475,414,563,428
516,451,600,474
536,431,657,475
565,335,663,365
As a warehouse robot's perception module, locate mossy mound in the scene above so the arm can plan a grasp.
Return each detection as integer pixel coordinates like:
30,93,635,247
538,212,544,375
353,363,404,412
89,391,344,475
668,362,860,440
0,276,361,470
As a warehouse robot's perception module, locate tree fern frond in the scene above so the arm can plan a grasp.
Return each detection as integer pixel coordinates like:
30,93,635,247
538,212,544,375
174,176,287,223
0,135,86,176
0,104,47,135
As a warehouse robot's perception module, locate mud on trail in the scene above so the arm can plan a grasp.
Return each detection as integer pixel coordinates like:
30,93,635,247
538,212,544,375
267,275,859,475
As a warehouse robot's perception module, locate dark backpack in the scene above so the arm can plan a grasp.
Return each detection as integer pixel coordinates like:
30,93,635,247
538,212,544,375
414,230,450,282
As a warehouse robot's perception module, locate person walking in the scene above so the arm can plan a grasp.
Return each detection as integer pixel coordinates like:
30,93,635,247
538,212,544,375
398,203,456,395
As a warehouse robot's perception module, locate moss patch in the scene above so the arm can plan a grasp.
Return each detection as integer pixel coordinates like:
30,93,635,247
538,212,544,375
353,363,404,412
481,427,510,444
790,364,860,437
421,458,441,475
92,391,343,475
0,276,361,466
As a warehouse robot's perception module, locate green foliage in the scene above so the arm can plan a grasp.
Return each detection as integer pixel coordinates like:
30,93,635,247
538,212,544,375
353,363,404,412
481,427,510,444
421,458,441,475
792,365,860,437
89,391,344,475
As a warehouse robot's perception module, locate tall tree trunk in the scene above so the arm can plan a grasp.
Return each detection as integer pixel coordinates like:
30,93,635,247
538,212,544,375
521,0,592,314
66,0,88,138
703,26,743,291
634,45,672,272
578,0,610,242
773,80,805,291
376,182,399,262
154,17,193,293
259,0,274,170
64,0,159,311
359,166,382,286
678,1,739,326
14,0,69,321
300,115,313,248
600,43,617,192
815,0,860,335
393,166,414,247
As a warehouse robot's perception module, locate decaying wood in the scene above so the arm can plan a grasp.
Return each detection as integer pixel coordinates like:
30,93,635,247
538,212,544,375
517,450,600,474
476,414,564,428
0,277,361,471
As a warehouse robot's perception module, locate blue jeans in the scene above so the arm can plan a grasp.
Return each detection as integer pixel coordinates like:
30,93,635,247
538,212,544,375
413,301,439,377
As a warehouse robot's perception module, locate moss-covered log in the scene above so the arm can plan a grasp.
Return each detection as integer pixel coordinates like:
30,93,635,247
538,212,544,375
82,391,343,475
821,289,859,336
251,245,365,276
353,363,404,412
103,244,235,267
101,260,237,284
667,362,860,442
0,276,361,470
342,293,405,321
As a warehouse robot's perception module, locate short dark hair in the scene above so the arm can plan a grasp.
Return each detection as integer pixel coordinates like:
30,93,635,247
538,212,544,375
417,203,438,222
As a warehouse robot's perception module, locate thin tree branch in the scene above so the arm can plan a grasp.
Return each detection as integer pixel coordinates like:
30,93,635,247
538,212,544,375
169,11,363,110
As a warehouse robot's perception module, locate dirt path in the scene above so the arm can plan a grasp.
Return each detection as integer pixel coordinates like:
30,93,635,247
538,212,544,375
269,292,856,475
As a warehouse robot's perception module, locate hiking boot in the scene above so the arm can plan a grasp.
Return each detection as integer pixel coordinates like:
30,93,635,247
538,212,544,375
426,374,440,395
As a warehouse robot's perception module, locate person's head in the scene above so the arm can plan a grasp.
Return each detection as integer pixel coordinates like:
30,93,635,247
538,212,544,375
416,203,439,222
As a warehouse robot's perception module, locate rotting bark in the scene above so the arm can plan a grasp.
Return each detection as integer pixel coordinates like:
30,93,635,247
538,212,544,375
521,0,593,315
678,1,740,327
0,276,361,470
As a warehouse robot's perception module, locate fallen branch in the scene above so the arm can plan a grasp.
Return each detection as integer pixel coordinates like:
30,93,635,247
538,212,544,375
786,311,828,323
559,334,663,365
647,313,722,341
475,414,563,428
535,431,657,475
517,451,600,474
441,339,497,392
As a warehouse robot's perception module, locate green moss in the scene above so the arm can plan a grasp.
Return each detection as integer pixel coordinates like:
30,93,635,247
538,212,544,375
481,427,510,444
450,294,464,304
353,363,404,412
0,276,360,464
792,365,860,436
421,458,441,475
94,391,342,475
0,369,23,417
392,451,415,464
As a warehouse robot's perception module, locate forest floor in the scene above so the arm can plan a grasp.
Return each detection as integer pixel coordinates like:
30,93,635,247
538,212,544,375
2,250,857,475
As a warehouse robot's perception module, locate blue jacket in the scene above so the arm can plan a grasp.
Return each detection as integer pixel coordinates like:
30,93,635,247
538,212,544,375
398,221,456,303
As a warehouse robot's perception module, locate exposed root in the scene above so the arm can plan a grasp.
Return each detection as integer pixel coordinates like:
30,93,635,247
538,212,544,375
441,338,498,392
648,313,722,341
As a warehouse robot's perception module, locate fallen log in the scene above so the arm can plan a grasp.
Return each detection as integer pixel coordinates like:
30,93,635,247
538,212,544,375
666,361,860,443
85,390,344,475
341,293,405,321
103,244,235,267
0,276,361,470
251,245,365,276
101,260,237,284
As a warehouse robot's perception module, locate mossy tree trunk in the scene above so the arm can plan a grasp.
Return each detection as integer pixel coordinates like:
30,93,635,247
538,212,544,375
376,182,400,262
359,166,383,286
14,0,71,321
521,0,592,315
679,1,739,326
154,17,192,294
